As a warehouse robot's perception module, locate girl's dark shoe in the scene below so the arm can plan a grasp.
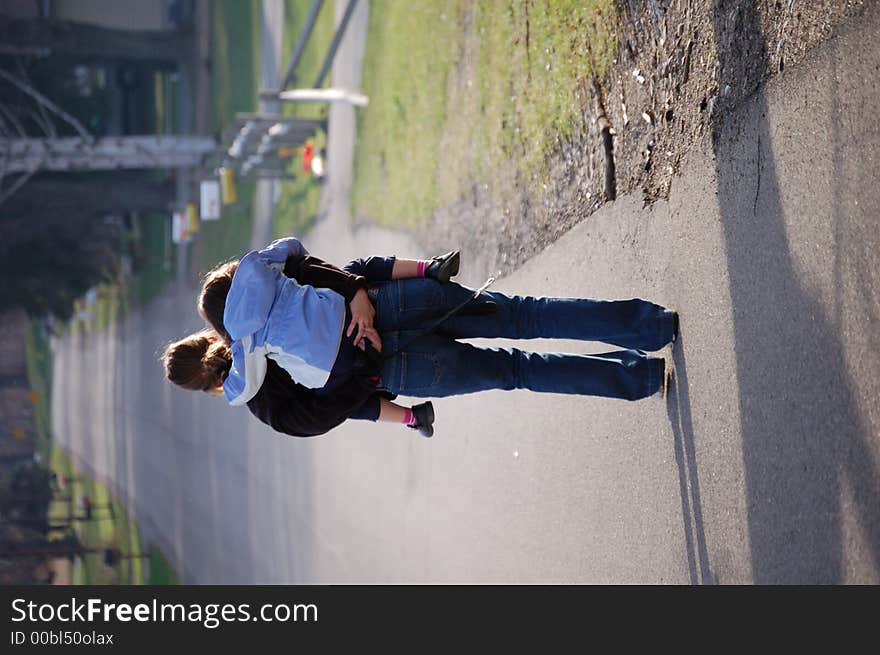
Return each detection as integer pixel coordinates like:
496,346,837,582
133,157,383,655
408,401,435,438
425,251,460,284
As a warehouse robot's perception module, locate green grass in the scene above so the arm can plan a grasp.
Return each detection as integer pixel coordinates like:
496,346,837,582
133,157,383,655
352,0,617,227
127,212,177,308
280,0,336,121
148,546,180,585
210,0,262,133
24,322,52,457
46,450,146,585
153,71,180,135
273,174,322,239
273,0,336,238
197,179,257,272
66,282,125,337
200,0,262,270
272,129,327,240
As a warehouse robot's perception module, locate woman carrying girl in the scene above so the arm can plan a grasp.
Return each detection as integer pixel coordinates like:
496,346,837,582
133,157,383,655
163,237,678,439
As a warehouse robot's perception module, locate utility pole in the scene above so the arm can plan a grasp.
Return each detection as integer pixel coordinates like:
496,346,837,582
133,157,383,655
3,136,216,175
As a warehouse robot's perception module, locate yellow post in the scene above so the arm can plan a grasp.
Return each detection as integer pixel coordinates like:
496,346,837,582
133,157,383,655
219,167,237,205
186,203,199,233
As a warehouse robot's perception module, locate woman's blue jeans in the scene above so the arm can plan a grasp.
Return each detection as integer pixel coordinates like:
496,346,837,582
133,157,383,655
372,279,674,401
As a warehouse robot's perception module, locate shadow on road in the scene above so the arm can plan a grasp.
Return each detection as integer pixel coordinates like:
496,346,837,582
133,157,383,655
665,337,714,584
711,0,880,582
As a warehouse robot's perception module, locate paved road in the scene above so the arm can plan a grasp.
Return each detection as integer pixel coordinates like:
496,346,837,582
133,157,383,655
52,3,880,583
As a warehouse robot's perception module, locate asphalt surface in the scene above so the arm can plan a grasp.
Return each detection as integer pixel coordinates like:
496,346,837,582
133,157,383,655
52,3,879,583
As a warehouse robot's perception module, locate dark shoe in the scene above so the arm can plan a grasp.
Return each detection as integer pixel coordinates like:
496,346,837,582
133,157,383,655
424,250,460,283
672,311,680,344
408,401,435,438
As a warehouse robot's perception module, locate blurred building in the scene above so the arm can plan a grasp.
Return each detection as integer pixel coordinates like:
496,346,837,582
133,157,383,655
51,0,165,30
0,0,171,28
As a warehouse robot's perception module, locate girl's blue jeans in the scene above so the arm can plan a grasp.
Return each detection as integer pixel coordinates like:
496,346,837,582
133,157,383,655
371,279,674,401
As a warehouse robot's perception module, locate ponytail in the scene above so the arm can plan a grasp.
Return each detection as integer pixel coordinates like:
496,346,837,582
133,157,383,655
162,329,232,394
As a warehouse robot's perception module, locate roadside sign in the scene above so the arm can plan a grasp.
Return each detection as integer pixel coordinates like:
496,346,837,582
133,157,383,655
200,180,221,220
171,210,189,244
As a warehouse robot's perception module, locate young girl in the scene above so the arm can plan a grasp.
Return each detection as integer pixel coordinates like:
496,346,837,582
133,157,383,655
162,328,436,437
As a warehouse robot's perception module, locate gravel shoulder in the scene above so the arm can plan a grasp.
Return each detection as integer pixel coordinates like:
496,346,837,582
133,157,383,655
420,0,868,281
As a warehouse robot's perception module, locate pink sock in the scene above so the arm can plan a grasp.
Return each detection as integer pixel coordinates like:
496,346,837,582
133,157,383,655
403,408,418,426
416,260,430,277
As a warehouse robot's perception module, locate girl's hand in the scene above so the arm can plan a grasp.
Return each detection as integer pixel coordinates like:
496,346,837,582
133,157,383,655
356,326,382,352
347,288,375,345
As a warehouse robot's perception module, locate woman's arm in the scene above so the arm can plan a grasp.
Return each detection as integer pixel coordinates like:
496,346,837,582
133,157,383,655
284,254,376,347
283,254,367,302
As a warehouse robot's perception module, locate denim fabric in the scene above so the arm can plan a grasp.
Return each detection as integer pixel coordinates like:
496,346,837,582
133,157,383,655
372,279,671,401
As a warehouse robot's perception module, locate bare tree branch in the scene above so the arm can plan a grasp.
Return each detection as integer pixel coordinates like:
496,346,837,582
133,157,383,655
36,99,57,137
0,68,92,141
25,108,57,139
0,164,41,208
0,128,9,188
0,102,27,137
15,59,58,138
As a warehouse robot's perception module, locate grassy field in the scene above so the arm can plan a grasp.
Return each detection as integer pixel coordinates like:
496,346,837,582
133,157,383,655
196,179,257,273
148,545,180,585
198,0,262,271
209,0,262,133
47,449,145,585
24,323,52,456
272,0,336,239
280,0,336,121
126,212,176,308
352,0,617,227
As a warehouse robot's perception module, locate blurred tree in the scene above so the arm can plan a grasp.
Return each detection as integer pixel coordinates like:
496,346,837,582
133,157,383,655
0,16,204,320
0,462,54,531
0,16,188,68
0,170,175,319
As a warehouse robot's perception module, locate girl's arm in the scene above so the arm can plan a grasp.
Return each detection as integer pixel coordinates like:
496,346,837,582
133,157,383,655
390,258,424,279
343,256,396,281
346,254,458,281
343,256,420,279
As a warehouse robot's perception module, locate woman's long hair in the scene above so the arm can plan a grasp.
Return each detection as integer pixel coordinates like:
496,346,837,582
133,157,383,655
198,260,238,343
161,329,231,393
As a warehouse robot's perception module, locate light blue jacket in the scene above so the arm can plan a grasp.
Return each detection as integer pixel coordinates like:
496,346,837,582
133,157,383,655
222,237,346,406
